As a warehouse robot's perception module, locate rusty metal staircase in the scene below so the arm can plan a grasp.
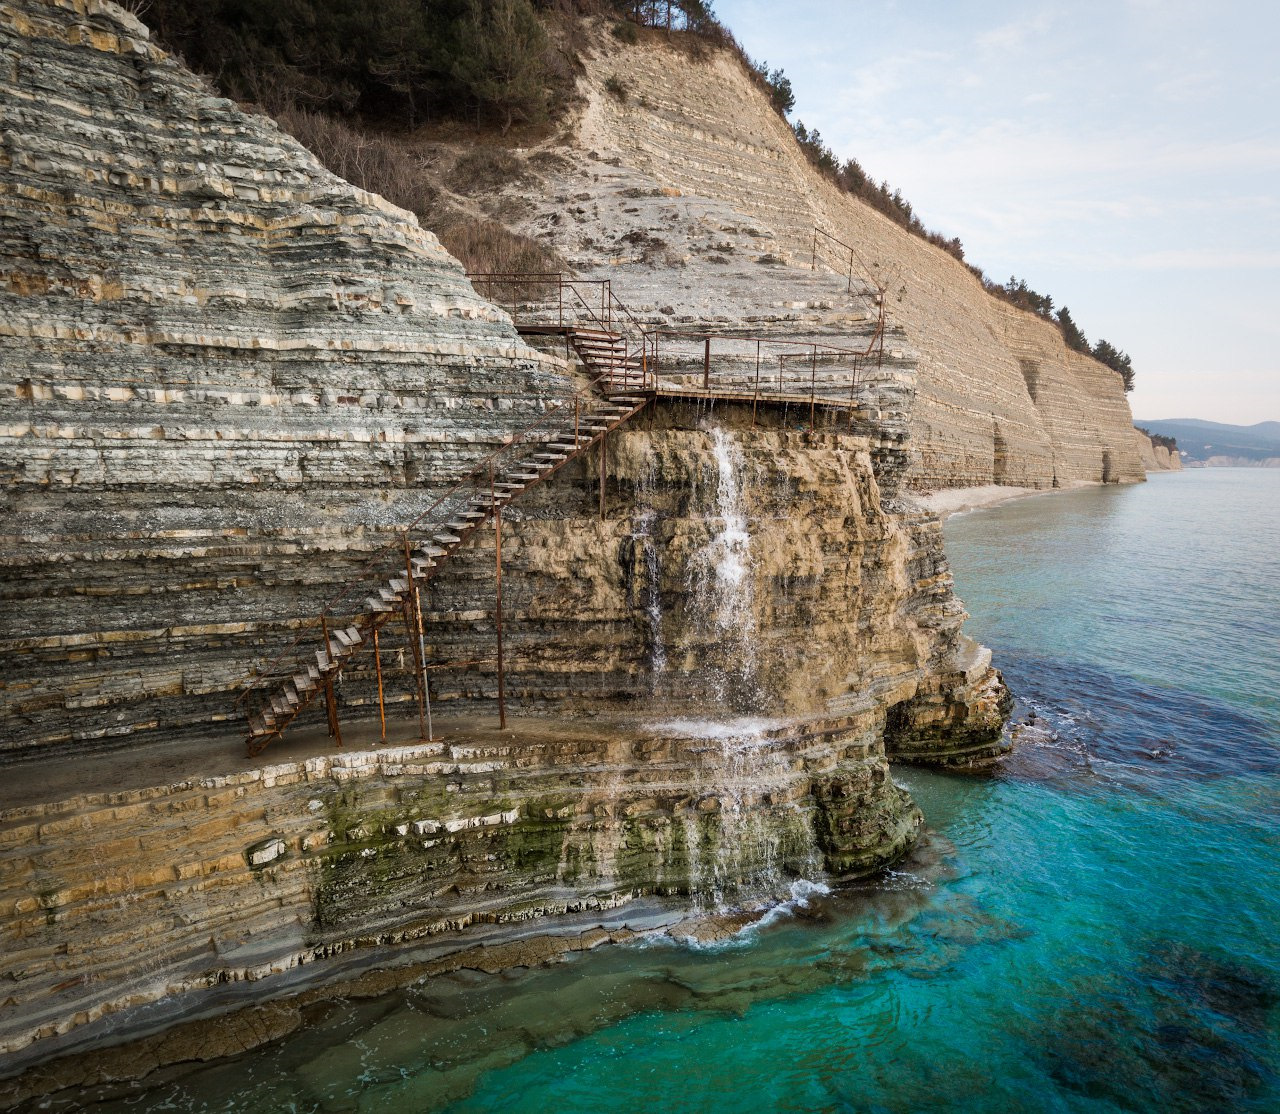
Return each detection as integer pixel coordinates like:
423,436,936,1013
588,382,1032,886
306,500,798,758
567,328,647,391
237,384,648,756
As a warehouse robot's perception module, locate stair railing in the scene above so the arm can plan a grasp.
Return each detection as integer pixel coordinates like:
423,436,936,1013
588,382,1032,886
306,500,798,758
810,226,882,298
235,364,645,723
469,273,657,391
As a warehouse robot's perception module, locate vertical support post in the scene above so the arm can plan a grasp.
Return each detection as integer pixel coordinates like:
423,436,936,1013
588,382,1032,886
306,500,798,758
877,292,886,371
811,230,817,271
574,396,580,447
373,625,386,742
810,348,817,430
703,336,711,390
752,339,761,428
324,676,343,747
492,466,507,731
598,429,607,521
319,614,339,741
402,537,426,737
414,574,433,742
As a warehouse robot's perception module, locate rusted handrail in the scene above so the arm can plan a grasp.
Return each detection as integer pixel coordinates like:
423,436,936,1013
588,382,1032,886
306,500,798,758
469,273,658,392
811,226,882,298
643,322,888,422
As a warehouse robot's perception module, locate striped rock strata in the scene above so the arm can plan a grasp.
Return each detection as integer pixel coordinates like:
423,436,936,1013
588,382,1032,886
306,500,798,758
0,0,569,753
501,25,1145,491
0,1,1008,1080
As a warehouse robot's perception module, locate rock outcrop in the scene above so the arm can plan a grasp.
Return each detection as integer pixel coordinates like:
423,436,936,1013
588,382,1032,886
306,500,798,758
0,0,1010,1080
495,27,1145,490
0,0,569,754
1134,428,1182,471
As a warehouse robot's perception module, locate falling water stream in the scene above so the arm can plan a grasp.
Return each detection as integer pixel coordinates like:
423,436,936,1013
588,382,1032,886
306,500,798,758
687,426,761,709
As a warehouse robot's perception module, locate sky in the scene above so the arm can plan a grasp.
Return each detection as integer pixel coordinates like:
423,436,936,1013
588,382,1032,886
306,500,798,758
714,0,1280,424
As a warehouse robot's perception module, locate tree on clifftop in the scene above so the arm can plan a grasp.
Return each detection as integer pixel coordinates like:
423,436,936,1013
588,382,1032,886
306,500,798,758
452,0,551,133
1056,306,1090,354
1092,339,1135,392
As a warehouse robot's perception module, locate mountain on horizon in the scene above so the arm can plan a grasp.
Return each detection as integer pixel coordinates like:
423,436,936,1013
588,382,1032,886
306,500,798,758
1136,418,1280,463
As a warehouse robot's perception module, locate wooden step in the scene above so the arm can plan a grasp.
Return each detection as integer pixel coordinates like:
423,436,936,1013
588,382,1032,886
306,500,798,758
432,533,461,545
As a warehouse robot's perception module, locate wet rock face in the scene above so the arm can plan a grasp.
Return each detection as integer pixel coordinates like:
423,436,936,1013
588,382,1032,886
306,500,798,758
0,0,568,753
0,719,917,1068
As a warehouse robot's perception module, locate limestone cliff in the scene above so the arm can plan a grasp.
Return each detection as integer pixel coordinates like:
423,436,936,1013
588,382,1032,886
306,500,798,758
0,0,570,753
0,0,1010,1081
1134,428,1183,471
488,26,1145,490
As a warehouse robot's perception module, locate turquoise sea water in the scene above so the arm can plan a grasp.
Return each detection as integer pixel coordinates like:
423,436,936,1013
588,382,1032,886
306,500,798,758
79,470,1280,1113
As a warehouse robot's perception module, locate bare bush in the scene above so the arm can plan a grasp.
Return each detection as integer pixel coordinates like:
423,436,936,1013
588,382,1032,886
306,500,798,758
277,107,445,222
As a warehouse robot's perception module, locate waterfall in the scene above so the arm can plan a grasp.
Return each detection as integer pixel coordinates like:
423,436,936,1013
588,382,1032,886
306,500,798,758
631,510,667,677
688,425,761,709
661,718,822,910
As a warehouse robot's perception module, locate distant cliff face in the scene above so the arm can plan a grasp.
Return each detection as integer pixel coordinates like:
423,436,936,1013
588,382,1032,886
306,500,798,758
1134,428,1183,471
494,28,1144,491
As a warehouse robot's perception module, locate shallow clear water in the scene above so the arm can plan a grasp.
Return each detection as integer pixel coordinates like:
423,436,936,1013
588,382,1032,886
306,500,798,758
83,471,1280,1113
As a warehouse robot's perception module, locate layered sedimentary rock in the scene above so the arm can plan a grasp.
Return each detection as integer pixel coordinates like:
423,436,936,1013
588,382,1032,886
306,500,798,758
0,0,569,753
0,395,1004,1066
0,0,1010,1078
0,712,922,1071
499,28,1144,490
1133,428,1183,471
